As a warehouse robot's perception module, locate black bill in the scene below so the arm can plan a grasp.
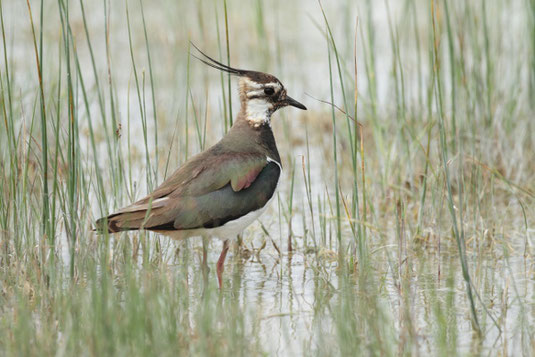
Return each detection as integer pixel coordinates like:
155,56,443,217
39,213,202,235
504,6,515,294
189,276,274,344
284,95,307,110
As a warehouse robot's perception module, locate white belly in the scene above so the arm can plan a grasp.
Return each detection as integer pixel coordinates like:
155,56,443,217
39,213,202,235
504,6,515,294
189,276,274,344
203,204,269,239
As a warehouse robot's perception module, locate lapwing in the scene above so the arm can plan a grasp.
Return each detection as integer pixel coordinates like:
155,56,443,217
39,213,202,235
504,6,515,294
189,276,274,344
95,45,306,288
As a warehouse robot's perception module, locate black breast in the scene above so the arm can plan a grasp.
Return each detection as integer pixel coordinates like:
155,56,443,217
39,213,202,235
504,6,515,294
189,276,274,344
255,123,281,165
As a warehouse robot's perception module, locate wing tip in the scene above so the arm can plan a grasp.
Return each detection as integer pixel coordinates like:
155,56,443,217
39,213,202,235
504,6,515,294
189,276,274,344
94,215,123,234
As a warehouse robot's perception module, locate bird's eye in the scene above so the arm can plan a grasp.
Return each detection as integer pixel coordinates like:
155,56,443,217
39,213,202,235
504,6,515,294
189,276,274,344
264,87,275,96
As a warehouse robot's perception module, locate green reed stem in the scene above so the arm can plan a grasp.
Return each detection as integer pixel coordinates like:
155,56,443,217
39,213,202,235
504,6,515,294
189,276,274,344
139,0,159,183
431,0,480,335
26,0,50,241
223,0,232,127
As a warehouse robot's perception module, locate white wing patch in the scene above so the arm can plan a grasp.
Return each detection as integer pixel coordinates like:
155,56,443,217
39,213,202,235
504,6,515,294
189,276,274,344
266,156,282,170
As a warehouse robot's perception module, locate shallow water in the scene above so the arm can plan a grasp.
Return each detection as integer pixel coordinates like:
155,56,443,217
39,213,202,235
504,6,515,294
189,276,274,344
2,0,534,355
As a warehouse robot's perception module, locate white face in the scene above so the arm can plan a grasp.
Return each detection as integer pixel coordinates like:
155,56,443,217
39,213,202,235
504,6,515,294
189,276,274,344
241,78,283,125
246,98,274,122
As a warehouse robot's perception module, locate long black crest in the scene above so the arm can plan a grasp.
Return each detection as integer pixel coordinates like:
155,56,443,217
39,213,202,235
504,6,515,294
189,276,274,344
190,42,246,76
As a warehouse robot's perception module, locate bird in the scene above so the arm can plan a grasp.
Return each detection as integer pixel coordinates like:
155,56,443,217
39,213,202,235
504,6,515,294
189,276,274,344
95,45,306,288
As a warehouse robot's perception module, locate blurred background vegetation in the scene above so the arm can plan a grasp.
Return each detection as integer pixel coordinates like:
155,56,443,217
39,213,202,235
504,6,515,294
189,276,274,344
0,0,534,355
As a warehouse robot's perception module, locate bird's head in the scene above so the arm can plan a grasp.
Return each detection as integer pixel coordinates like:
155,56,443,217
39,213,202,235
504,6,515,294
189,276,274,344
192,44,306,126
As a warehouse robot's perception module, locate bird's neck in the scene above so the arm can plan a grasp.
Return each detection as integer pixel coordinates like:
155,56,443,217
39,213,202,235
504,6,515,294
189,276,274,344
240,99,272,128
227,106,281,163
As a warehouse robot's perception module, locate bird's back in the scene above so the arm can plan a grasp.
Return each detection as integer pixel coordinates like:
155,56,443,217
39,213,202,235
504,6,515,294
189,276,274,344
95,119,281,236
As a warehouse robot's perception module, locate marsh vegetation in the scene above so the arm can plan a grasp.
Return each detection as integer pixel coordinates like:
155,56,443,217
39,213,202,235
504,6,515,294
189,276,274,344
1,0,534,355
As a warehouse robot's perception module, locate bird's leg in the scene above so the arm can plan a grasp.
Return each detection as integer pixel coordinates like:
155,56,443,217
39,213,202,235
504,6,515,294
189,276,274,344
216,240,230,289
201,236,210,283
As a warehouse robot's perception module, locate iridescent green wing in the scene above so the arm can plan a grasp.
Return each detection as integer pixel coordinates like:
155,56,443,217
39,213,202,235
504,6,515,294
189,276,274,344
101,152,273,232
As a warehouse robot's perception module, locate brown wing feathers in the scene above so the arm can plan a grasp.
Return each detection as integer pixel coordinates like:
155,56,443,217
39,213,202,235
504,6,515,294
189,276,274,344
95,198,169,233
95,153,269,234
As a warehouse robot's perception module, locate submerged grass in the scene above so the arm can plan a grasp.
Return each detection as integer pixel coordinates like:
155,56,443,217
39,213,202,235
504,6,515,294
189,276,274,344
1,0,534,355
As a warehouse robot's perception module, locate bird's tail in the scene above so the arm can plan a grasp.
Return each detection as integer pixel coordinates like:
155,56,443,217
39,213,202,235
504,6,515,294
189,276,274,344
93,198,171,234
94,211,148,233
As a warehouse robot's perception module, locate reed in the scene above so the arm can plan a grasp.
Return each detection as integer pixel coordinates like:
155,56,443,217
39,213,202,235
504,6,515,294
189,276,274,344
0,0,532,355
